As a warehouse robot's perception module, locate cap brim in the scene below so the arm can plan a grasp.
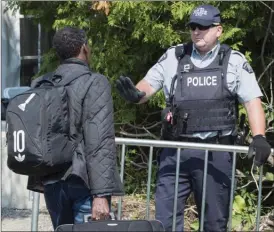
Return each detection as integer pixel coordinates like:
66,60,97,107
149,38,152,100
186,19,214,26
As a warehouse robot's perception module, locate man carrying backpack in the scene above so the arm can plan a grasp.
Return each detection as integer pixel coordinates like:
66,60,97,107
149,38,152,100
7,26,123,229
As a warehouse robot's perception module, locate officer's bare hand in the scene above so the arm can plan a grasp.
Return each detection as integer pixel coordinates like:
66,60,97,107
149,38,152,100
92,197,110,220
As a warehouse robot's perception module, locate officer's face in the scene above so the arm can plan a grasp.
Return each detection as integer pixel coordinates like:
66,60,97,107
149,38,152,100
190,24,222,53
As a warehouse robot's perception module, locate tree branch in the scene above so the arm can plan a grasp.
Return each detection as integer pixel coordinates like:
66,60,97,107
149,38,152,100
119,131,159,139
260,85,271,105
184,205,198,215
263,183,274,201
129,160,147,169
258,59,274,83
270,67,273,107
237,180,254,190
259,3,273,84
127,121,162,130
259,1,274,12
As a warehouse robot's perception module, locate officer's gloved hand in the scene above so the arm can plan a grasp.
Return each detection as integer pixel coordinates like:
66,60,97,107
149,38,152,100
248,134,271,167
116,76,146,103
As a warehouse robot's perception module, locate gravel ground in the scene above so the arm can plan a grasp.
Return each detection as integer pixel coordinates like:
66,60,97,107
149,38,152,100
1,206,53,231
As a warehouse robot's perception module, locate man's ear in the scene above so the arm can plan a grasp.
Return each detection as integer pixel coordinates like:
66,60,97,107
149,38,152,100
82,44,88,55
82,43,91,61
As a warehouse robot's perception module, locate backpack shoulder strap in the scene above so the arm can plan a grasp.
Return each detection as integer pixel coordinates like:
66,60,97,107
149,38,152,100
33,70,92,88
32,72,55,88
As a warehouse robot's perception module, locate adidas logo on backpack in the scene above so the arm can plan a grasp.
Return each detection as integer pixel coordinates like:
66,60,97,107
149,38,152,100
14,153,25,162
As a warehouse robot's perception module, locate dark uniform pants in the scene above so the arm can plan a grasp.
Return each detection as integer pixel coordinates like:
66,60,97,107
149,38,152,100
155,147,232,231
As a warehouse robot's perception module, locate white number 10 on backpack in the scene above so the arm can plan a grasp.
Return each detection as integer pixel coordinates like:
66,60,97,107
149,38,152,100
13,130,26,153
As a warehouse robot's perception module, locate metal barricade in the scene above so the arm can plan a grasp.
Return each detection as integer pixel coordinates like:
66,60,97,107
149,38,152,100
30,137,274,231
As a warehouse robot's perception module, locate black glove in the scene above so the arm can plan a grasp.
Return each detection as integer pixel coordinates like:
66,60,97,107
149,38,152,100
248,134,271,167
116,76,146,103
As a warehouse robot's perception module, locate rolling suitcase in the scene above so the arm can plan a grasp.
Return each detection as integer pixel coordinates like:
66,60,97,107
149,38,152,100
55,213,165,232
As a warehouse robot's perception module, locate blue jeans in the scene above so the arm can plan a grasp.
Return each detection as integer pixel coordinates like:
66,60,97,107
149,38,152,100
44,175,111,230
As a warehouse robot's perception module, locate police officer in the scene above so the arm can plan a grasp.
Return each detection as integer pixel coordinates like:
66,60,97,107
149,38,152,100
116,4,271,231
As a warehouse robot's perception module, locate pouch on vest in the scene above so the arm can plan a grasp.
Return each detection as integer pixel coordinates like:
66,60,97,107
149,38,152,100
6,71,90,176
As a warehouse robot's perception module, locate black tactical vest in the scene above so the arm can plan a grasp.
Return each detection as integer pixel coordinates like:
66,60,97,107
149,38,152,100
171,43,238,137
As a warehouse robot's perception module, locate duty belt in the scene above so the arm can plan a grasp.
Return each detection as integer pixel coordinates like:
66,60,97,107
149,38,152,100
179,135,234,145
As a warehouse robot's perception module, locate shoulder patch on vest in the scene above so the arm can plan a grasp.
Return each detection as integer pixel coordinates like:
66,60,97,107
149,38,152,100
157,46,177,63
242,61,254,74
157,52,168,63
231,50,245,58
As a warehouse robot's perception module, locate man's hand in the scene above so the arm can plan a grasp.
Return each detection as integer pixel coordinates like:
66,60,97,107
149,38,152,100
248,134,271,166
116,76,146,103
92,197,110,220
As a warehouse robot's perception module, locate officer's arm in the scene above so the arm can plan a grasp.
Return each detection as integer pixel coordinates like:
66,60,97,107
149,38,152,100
135,79,157,104
244,98,266,136
232,51,266,137
116,50,169,104
233,51,271,165
136,50,170,103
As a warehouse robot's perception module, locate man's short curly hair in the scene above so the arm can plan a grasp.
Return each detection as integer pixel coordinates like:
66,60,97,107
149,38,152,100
53,26,87,60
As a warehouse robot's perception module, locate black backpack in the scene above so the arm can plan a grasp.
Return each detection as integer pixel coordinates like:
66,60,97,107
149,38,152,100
6,71,90,176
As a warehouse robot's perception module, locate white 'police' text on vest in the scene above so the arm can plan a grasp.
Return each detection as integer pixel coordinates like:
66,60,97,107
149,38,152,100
187,76,217,87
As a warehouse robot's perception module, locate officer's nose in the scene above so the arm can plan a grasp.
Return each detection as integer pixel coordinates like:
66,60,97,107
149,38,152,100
193,28,200,34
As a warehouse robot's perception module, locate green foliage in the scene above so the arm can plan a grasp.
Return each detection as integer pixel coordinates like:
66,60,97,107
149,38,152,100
6,1,273,111
190,220,199,231
232,190,257,230
116,146,158,196
5,1,273,113
33,49,60,79
265,172,274,181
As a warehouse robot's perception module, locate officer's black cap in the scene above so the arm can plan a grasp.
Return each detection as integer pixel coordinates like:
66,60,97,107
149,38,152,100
187,4,221,26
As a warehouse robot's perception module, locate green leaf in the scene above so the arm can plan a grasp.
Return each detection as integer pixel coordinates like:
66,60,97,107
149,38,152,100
233,195,246,213
190,220,199,230
232,214,242,229
265,172,274,181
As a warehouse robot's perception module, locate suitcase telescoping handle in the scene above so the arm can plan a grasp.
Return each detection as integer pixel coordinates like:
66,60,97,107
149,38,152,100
84,212,116,222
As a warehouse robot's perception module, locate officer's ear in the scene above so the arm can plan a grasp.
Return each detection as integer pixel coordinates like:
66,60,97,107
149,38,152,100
216,24,223,37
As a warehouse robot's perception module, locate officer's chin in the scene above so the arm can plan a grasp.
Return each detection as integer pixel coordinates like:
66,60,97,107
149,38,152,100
194,41,207,51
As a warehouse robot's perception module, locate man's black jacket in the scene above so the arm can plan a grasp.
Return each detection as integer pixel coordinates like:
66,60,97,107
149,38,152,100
27,58,124,196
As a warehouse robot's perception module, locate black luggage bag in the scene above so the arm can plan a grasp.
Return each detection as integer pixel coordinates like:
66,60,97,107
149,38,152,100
55,213,165,232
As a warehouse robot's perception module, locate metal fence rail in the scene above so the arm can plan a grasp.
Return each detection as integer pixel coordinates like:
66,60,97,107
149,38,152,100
31,137,274,231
